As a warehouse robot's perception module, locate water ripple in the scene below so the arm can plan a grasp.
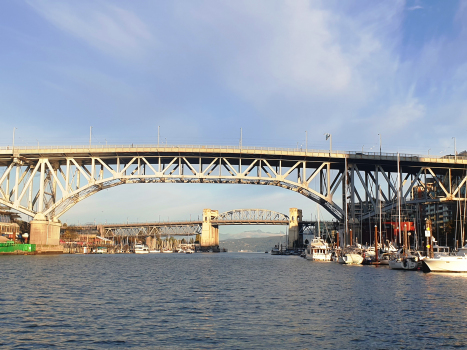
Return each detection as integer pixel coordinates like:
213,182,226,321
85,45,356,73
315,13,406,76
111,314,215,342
2,254,467,349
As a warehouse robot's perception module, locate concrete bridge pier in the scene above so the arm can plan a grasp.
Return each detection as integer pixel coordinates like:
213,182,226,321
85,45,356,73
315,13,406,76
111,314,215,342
288,208,302,249
201,209,219,247
30,214,63,254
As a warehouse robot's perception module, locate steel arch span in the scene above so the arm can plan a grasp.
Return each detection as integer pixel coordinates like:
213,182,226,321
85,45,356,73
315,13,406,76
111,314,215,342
76,208,291,238
2,144,467,224
215,209,289,223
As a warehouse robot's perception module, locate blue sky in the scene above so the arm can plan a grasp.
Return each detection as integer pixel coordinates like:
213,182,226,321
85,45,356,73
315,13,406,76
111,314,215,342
1,0,466,232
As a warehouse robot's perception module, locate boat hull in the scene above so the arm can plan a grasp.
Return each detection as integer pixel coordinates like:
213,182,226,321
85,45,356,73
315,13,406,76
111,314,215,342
338,254,363,265
389,259,404,270
423,256,467,272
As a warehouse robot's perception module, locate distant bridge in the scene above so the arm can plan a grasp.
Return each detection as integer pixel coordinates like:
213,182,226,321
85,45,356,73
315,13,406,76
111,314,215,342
65,208,334,249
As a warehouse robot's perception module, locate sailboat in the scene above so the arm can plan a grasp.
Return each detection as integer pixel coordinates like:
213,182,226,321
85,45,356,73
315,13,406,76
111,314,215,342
389,153,407,270
423,188,467,272
423,246,467,272
389,154,419,270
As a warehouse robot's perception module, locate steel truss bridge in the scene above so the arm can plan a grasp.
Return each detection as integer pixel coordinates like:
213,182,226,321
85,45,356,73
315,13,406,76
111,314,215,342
1,144,467,228
69,209,292,237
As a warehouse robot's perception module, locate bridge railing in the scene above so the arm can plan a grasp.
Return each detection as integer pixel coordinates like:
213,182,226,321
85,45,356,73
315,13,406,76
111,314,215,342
0,144,450,159
3,144,467,162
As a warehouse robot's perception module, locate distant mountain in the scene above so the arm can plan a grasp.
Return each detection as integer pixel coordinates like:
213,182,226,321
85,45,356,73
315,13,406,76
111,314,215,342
219,229,284,240
220,235,286,252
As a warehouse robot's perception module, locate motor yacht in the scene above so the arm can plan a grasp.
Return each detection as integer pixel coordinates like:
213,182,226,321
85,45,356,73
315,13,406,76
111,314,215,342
134,244,149,254
305,237,332,261
423,245,467,272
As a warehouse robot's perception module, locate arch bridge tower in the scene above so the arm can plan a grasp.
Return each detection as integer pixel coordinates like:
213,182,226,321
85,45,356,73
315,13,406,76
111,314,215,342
288,208,302,249
201,209,219,247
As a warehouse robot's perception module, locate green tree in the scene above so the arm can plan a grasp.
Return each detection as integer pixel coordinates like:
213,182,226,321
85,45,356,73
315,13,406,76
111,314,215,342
62,227,79,241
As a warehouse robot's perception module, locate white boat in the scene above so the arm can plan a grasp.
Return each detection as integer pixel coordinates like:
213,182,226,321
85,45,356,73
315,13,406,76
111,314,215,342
423,245,467,272
389,249,420,270
134,244,149,254
271,246,281,255
149,249,160,253
185,248,194,254
305,237,332,261
338,253,363,265
388,256,404,270
423,256,467,272
94,247,107,254
161,248,173,253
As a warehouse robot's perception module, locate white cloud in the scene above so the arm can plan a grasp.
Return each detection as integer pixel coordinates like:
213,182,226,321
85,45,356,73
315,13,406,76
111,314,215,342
374,98,425,133
27,1,154,59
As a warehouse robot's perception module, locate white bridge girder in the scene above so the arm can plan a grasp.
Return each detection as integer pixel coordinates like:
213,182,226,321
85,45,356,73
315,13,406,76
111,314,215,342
1,145,467,223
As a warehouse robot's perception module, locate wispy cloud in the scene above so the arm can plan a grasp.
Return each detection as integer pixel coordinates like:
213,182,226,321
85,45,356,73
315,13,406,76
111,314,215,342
27,1,155,59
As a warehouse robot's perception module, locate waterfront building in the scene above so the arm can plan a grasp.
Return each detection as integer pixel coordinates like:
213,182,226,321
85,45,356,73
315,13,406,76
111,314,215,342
0,211,21,240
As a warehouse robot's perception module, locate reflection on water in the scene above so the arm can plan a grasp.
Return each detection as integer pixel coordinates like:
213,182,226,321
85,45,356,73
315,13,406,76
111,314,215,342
1,253,467,349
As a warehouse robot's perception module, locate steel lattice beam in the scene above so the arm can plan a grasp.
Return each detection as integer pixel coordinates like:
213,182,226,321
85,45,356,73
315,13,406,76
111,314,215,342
1,145,467,223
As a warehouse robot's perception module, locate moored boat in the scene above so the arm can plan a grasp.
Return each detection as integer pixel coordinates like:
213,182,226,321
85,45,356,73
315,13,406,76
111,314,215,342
423,256,467,273
338,253,364,265
305,237,332,261
423,245,467,272
134,244,149,254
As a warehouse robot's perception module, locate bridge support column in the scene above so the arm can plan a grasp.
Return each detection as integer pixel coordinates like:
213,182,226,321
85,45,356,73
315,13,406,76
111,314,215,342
288,208,302,249
30,214,63,254
201,209,219,247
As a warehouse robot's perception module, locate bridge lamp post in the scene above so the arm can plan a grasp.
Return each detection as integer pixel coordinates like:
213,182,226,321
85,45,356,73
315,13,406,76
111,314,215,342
324,133,332,155
453,137,457,161
12,127,16,151
428,149,431,156
240,128,243,149
89,126,92,148
378,133,381,156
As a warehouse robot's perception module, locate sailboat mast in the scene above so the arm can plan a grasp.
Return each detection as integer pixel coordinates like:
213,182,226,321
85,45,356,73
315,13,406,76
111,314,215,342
379,185,382,248
344,157,348,246
463,184,467,246
397,152,402,246
317,204,321,238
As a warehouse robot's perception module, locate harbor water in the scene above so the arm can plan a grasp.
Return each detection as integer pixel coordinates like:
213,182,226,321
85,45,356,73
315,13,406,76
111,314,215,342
1,253,467,349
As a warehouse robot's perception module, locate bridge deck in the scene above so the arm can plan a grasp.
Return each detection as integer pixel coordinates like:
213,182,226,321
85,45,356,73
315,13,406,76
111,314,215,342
1,144,465,168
